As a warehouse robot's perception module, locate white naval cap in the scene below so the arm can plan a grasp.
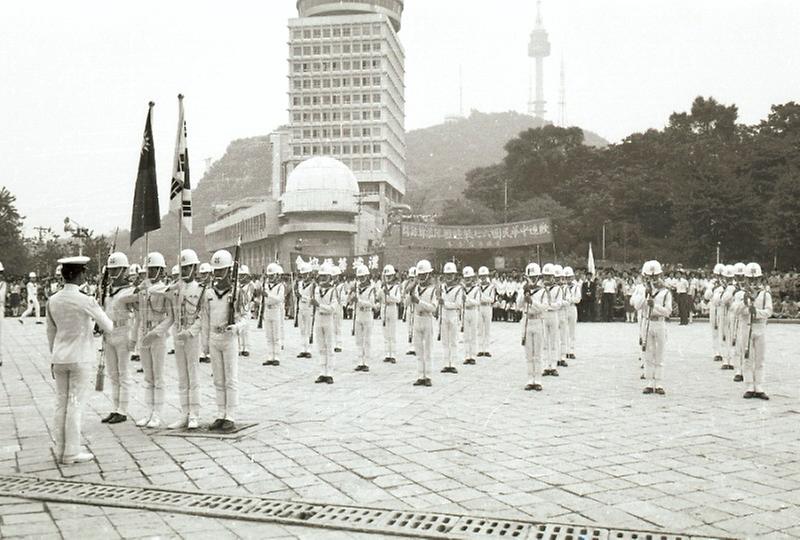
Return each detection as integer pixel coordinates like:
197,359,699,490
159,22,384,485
57,256,91,266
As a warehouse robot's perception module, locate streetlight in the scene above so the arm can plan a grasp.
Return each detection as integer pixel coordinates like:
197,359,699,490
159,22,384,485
716,242,721,265
64,217,90,255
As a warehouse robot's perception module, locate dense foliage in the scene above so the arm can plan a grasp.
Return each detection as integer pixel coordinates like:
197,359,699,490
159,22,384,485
444,97,800,268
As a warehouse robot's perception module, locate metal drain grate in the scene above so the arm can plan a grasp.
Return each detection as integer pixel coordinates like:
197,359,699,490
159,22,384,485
0,475,732,540
535,523,609,540
151,422,261,439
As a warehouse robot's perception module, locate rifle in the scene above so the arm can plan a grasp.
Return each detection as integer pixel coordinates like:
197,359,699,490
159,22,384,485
309,281,317,345
436,283,444,342
641,284,653,353
521,283,532,346
257,270,266,329
95,227,119,392
744,285,757,360
227,238,241,327
381,280,390,328
294,275,301,328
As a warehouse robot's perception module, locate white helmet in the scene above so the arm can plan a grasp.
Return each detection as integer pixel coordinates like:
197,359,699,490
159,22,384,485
331,266,341,277
733,262,747,276
541,263,555,276
356,265,370,278
199,263,212,274
29,272,37,278
319,263,334,276
649,260,663,276
463,266,475,278
299,263,311,274
443,262,457,274
171,264,179,276
478,266,490,277
180,249,200,267
266,262,282,275
107,252,129,269
416,259,432,275
408,267,417,277
383,264,396,276
713,263,725,275
723,264,735,278
240,264,250,276
525,262,541,277
745,262,762,278
210,250,233,270
128,263,141,276
0,262,4,272
146,252,166,268
553,264,564,278
563,266,575,278
640,261,650,276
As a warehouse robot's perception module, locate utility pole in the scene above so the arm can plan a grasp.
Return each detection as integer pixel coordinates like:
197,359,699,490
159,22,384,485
33,226,50,243
503,179,509,223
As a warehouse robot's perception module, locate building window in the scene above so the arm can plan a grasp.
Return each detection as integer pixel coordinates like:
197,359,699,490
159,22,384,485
333,127,341,136
353,43,361,53
303,29,311,39
373,110,381,119
362,127,370,136
373,144,381,153
293,46,301,56
293,113,301,122
293,30,302,40
303,46,311,55
373,76,381,86
293,147,301,156
313,28,321,38
323,45,330,54
333,27,341,37
323,28,331,38
342,27,350,37
343,44,350,53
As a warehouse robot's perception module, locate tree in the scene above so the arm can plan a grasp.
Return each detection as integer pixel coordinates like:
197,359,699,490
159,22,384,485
0,186,29,275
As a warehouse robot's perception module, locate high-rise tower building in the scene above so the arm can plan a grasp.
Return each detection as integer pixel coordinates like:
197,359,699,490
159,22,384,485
287,0,406,220
528,0,550,120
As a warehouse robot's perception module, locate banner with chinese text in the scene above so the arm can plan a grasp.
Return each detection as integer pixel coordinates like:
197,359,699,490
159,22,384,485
399,218,553,249
291,252,383,274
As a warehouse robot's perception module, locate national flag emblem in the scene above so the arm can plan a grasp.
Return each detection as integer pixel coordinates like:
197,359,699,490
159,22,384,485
130,102,161,246
170,94,192,233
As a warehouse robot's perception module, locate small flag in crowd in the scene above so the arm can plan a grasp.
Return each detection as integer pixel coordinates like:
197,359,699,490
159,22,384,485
130,102,161,246
587,242,596,275
170,94,192,233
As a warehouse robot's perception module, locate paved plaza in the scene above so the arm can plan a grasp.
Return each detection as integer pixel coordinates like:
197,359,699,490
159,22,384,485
1,317,799,539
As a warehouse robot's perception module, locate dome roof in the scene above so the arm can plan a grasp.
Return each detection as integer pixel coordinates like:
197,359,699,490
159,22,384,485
282,157,359,214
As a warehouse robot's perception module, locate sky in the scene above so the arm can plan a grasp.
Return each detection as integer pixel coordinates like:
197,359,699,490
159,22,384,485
2,0,798,236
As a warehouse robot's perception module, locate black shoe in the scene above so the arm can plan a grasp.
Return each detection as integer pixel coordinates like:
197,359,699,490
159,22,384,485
220,420,236,433
407,351,416,356
733,374,744,382
551,369,559,377
655,388,665,395
35,321,44,325
273,360,280,366
424,378,432,387
484,352,492,358
242,351,250,357
208,418,225,431
384,357,392,363
304,352,312,358
297,352,304,358
413,378,426,386
463,359,475,365
754,392,769,400
713,355,723,362
324,376,333,384
199,357,210,364
388,357,396,364
108,413,127,424
524,384,535,391
238,351,244,356
743,391,756,399
315,375,327,384
18,319,23,325
168,349,175,355
101,412,115,423
263,360,271,366
477,352,485,357
640,373,646,380
532,384,543,391
643,387,654,394
131,354,140,362
334,347,342,353
136,368,144,373
542,369,551,377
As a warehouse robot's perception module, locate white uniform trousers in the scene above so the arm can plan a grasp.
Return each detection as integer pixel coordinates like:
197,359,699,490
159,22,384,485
406,306,417,354
558,309,568,360
441,309,459,368
462,307,478,360
53,363,91,459
298,305,313,354
733,316,748,375
104,331,131,415
542,312,560,370
383,304,398,358
710,305,722,357
354,307,373,366
565,305,578,356
723,312,737,367
140,336,167,416
264,307,283,363
209,333,238,421
644,318,667,388
478,305,492,354
522,318,544,385
21,297,41,322
333,304,343,349
413,313,434,379
315,313,335,377
238,315,251,353
174,333,200,418
743,324,766,393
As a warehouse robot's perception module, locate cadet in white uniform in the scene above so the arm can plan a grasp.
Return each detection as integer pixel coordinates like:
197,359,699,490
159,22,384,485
311,263,336,383
0,262,5,366
237,265,254,357
631,260,672,395
197,263,213,364
19,272,43,324
719,264,738,371
439,262,462,374
262,263,285,366
563,266,580,360
46,256,113,464
331,266,345,353
411,260,436,386
477,266,495,358
630,274,647,378
703,263,726,362
740,262,771,400
351,265,377,371
729,263,749,382
404,267,417,356
295,264,314,358
518,263,547,391
553,265,569,368
201,250,248,432
541,264,560,377
461,266,480,365
152,249,205,430
380,264,401,363
135,253,170,428
100,252,138,424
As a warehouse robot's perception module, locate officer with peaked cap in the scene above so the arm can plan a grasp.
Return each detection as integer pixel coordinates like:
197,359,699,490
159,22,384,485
740,262,771,400
380,264,401,364
201,249,248,432
261,263,285,367
439,262,462,374
46,255,113,464
0,261,5,366
631,260,672,395
411,260,436,386
476,266,495,358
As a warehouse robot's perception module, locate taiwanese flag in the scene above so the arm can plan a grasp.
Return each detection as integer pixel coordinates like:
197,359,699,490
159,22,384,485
130,102,161,245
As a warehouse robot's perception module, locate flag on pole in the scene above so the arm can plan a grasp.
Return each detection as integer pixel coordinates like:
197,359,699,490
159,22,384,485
130,102,161,246
170,94,192,233
587,242,596,275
